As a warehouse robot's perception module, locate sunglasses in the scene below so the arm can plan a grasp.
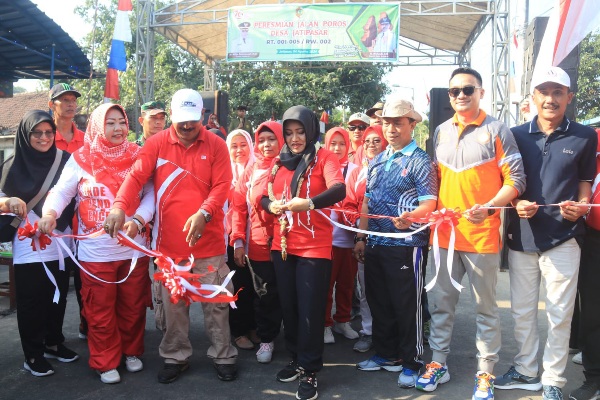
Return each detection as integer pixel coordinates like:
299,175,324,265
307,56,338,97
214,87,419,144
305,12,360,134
30,130,56,139
448,85,481,98
348,125,368,131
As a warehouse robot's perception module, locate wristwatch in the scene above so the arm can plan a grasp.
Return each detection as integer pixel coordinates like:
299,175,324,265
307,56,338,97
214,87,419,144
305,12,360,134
132,217,146,233
483,202,496,216
199,209,212,223
354,236,367,244
308,198,315,210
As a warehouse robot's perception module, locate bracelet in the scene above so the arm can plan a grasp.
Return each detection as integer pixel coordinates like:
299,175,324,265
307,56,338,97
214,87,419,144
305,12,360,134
354,236,367,244
132,217,146,233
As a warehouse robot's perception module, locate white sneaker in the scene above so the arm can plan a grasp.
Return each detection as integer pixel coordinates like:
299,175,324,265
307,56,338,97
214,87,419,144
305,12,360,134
324,327,335,344
333,322,359,340
256,342,274,364
572,352,583,365
125,356,143,372
98,369,121,384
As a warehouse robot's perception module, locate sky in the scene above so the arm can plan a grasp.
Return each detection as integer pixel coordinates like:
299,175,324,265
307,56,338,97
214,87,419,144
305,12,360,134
21,0,552,114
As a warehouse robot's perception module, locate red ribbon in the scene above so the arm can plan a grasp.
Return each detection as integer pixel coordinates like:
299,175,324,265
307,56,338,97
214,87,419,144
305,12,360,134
17,220,52,251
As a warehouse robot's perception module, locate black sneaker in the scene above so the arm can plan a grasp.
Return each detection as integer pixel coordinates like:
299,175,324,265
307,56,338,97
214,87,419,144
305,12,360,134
44,344,79,363
277,360,301,382
24,358,55,377
569,380,600,400
296,370,318,400
214,363,237,381
157,362,189,384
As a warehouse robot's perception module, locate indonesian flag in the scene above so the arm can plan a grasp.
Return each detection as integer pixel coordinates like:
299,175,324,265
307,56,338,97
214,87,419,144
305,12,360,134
534,0,600,72
320,110,329,124
104,0,133,100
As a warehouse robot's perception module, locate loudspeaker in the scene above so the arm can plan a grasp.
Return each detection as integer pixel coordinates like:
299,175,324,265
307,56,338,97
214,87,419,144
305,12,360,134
200,90,229,127
522,17,579,120
426,88,454,157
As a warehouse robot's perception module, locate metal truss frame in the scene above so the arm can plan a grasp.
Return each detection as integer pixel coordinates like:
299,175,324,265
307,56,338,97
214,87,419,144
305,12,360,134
136,0,510,122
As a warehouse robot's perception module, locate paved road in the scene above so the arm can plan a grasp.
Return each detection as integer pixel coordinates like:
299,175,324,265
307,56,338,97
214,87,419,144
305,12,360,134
0,267,584,400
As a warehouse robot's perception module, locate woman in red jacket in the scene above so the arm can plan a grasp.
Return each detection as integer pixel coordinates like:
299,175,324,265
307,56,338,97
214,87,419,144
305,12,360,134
262,106,345,400
230,121,284,364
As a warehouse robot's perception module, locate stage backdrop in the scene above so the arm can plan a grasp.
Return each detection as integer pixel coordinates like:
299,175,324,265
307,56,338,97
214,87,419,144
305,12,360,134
226,3,399,62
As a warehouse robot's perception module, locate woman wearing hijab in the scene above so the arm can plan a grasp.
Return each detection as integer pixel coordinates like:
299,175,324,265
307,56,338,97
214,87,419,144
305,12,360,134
0,110,78,377
261,106,346,400
39,104,154,384
343,125,387,353
205,113,227,138
322,127,360,344
225,129,257,350
230,121,284,364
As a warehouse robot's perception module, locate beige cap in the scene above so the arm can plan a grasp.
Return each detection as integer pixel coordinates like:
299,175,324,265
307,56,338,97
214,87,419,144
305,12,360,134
381,97,422,122
348,112,370,125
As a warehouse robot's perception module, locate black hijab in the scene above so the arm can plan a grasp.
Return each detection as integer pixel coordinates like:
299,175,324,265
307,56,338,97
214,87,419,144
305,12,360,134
279,105,321,197
0,110,73,230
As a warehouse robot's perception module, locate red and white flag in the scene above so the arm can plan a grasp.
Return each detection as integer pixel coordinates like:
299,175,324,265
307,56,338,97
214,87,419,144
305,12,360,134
104,0,133,101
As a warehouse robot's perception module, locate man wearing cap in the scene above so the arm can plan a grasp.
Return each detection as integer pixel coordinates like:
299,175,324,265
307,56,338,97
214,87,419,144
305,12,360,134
494,66,597,400
48,82,87,340
416,67,525,400
104,89,238,383
353,96,437,389
232,22,255,53
49,83,84,153
347,112,370,163
136,101,167,146
229,105,252,133
372,13,396,55
366,101,384,126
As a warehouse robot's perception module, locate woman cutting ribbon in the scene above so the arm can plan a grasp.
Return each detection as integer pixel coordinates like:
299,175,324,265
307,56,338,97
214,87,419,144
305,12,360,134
0,110,78,377
261,105,345,400
39,104,154,384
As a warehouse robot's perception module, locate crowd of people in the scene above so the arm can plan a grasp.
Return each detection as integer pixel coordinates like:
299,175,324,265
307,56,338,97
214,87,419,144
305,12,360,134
0,65,598,400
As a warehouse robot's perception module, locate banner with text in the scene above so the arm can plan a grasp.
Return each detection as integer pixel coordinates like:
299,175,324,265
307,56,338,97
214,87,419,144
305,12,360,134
226,4,400,62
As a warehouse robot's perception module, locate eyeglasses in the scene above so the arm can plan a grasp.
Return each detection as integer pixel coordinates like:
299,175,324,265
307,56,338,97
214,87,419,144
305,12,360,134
348,125,368,131
448,85,481,98
30,130,56,139
364,139,382,145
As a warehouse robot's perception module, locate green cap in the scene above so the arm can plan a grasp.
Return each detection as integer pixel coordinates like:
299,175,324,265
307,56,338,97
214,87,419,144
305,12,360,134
141,100,166,115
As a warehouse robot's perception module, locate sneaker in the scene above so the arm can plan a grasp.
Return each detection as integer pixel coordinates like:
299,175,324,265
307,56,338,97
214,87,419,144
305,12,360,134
495,366,542,391
125,356,143,372
573,352,583,365
157,362,189,384
543,385,564,400
324,327,335,344
356,355,402,372
296,370,318,400
353,334,373,353
423,320,431,344
473,371,495,400
78,332,87,340
277,360,301,382
214,363,237,381
44,344,79,363
398,368,419,388
416,362,450,392
98,369,121,384
256,342,274,364
332,322,359,340
23,358,54,377
569,381,600,400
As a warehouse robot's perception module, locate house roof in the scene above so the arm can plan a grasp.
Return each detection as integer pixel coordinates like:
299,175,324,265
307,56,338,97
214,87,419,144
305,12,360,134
0,92,48,134
0,0,97,81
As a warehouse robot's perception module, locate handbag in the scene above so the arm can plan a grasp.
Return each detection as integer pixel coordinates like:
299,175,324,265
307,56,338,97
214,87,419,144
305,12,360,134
0,150,63,242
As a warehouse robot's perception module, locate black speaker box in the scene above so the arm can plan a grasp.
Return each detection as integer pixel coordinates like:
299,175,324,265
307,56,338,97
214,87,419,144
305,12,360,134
426,87,455,157
200,90,229,127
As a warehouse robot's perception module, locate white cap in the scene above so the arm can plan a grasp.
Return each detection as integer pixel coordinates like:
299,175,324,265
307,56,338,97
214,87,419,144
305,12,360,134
170,89,204,123
348,112,370,125
530,66,570,94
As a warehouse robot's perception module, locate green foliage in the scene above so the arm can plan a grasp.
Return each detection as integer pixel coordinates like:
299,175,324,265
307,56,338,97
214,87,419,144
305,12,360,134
217,62,391,129
413,119,429,150
577,32,600,121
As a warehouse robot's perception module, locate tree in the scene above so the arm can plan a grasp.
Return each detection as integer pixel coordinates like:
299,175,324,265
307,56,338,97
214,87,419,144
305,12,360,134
577,32,600,121
217,62,391,129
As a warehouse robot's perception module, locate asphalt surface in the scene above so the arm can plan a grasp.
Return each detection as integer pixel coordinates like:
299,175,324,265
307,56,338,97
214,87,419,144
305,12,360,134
0,264,585,400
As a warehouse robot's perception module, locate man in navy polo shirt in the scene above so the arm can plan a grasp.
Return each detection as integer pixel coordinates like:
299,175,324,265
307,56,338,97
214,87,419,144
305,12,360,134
495,66,597,400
